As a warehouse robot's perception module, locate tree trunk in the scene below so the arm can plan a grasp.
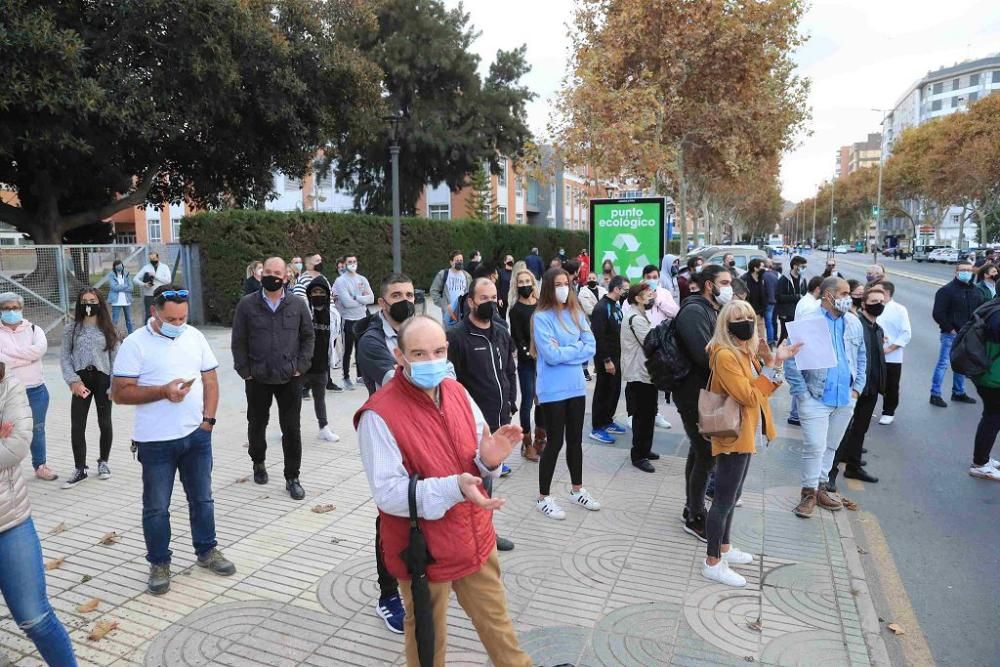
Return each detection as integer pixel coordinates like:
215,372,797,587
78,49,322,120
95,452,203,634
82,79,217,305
677,147,687,251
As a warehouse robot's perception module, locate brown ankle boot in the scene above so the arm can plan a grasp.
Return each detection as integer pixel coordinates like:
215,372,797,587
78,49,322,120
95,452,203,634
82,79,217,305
534,428,547,456
521,434,539,462
793,487,817,518
816,485,843,511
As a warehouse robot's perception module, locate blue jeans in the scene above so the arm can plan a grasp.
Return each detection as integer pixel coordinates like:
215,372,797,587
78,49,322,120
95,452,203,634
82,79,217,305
111,305,133,333
764,304,776,344
931,332,965,397
0,519,77,665
25,384,48,469
137,427,217,565
516,360,544,434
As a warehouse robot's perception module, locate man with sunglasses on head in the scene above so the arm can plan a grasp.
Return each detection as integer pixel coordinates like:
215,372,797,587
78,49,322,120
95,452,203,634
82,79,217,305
112,285,235,595
232,257,315,500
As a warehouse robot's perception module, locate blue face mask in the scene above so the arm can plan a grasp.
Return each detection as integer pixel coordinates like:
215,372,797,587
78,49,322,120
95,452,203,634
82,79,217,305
407,358,449,389
958,271,973,283
1,310,22,326
158,318,187,338
646,279,658,291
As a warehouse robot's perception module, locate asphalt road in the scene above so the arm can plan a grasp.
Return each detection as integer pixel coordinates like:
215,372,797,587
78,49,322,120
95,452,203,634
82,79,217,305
828,253,1000,666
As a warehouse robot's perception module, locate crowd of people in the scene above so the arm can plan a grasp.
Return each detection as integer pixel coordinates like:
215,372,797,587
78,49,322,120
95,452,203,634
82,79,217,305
3,239,1000,666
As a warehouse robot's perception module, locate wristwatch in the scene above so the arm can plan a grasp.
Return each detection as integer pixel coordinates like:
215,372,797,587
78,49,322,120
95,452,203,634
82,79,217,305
202,417,217,426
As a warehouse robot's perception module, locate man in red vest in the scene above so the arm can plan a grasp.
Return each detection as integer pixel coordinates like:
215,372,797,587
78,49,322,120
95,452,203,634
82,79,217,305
355,315,532,667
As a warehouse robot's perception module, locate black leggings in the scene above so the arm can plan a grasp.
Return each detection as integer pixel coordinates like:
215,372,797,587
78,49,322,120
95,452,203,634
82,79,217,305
303,371,328,428
679,400,715,518
538,396,585,496
71,369,113,470
706,452,751,558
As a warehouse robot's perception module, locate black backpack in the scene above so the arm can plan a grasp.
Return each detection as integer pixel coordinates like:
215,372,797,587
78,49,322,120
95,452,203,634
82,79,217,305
951,299,1000,377
641,310,691,392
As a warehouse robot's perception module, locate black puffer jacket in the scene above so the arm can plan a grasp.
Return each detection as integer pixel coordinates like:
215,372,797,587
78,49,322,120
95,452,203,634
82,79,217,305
447,315,517,432
933,278,986,334
231,290,315,384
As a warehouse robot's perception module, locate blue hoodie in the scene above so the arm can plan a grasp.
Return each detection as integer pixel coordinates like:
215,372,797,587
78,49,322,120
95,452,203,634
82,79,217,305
532,308,596,404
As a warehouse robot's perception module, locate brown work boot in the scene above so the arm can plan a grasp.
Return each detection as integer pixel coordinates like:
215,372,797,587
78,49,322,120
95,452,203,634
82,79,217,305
793,487,817,518
534,428,547,456
521,434,539,462
816,486,843,511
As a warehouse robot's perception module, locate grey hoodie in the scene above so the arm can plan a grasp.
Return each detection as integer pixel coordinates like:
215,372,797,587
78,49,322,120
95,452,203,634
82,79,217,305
659,254,679,297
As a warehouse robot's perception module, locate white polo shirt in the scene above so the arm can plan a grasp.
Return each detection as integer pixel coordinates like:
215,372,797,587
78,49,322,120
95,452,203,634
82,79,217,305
113,321,219,443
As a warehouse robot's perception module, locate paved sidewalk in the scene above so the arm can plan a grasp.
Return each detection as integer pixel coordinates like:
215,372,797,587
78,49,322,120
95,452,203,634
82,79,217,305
0,326,889,666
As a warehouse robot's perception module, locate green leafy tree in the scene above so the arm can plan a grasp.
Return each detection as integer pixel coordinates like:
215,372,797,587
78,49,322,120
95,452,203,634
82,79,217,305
333,0,535,216
465,165,495,222
0,0,382,244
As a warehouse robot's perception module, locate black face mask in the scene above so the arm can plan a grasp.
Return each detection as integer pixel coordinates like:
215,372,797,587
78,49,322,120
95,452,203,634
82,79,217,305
619,294,627,305
388,299,415,323
643,301,654,311
309,294,328,308
77,303,97,318
728,320,755,341
864,303,885,317
261,275,284,292
587,280,598,289
454,261,464,270
150,260,159,268
313,262,324,274
474,301,495,321
851,296,864,309
670,265,678,276
517,285,534,299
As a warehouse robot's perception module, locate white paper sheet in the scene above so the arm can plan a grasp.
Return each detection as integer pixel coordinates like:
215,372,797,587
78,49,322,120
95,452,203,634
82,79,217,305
785,317,837,370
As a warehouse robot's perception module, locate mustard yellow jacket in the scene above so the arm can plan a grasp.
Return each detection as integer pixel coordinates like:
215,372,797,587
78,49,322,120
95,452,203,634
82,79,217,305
707,346,778,456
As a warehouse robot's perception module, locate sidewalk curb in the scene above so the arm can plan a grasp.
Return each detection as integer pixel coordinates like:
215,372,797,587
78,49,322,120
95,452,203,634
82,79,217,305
835,510,893,667
837,257,947,287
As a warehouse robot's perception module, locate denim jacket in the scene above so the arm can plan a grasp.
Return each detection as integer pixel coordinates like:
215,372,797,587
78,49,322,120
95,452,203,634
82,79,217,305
785,310,867,399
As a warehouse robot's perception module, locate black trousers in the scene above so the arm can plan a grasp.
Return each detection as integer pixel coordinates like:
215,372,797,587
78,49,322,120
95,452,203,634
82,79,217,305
973,384,1000,466
882,362,902,416
628,382,658,462
539,396,585,496
831,392,879,476
246,378,303,480
302,371,328,428
343,319,361,380
70,368,113,469
776,316,790,346
678,398,715,518
591,365,622,429
706,453,751,558
374,515,398,599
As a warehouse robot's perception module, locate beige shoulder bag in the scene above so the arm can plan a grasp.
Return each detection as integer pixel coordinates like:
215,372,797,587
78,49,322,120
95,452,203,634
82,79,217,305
697,352,743,438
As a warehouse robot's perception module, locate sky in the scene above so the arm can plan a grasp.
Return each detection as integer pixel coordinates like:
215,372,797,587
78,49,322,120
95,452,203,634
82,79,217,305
444,0,1000,203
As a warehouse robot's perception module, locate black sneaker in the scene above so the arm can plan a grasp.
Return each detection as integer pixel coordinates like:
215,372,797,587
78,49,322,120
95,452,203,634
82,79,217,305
683,515,708,543
787,416,801,426
930,395,948,408
329,381,343,392
253,463,268,484
647,452,660,461
148,563,170,595
286,478,305,500
633,459,655,473
844,466,879,483
951,393,977,404
61,467,88,489
496,536,515,551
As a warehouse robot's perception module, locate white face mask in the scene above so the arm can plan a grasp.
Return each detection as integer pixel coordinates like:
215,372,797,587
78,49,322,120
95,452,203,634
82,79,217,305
346,263,358,273
695,265,703,273
716,285,734,305
555,285,570,304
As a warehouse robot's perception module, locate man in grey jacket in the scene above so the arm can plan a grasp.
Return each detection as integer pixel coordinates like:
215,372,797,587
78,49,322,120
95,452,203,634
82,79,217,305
231,257,315,500
785,277,867,519
334,254,375,390
429,250,472,324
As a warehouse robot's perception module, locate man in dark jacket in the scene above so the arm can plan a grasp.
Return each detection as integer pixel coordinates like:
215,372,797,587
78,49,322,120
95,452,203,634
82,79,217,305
741,258,767,322
498,255,514,319
677,256,704,302
930,261,985,407
829,285,887,489
589,276,628,443
763,259,780,345
775,255,808,345
231,257,315,500
674,264,731,540
525,247,545,280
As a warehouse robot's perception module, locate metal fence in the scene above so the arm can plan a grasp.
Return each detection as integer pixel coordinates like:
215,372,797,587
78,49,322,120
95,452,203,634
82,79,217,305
0,244,196,339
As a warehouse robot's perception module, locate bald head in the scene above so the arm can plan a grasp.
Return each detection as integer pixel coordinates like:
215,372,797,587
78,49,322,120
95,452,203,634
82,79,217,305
263,256,286,280
397,315,446,354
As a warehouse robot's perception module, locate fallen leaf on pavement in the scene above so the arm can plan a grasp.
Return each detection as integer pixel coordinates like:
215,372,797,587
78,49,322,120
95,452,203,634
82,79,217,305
88,619,119,641
99,531,120,545
236,476,249,483
887,622,906,635
311,504,336,514
50,522,67,535
80,574,93,583
45,557,65,570
841,497,859,511
77,598,101,613
746,618,763,632
857,546,868,555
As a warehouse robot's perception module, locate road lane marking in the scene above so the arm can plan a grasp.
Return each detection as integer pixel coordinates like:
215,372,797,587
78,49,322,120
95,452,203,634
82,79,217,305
846,478,864,492
837,257,947,287
856,510,937,666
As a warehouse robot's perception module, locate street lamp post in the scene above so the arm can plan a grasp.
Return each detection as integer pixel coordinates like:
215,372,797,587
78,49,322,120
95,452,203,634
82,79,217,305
812,195,817,252
828,176,836,259
384,115,403,273
872,108,888,264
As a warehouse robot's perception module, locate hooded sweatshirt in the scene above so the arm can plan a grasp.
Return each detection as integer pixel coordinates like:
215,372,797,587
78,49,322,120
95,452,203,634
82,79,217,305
660,254,679,296
307,276,332,374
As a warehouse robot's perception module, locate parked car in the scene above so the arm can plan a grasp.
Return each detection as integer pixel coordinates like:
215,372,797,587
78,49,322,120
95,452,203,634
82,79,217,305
834,245,850,254
928,248,960,263
914,245,945,262
685,245,768,271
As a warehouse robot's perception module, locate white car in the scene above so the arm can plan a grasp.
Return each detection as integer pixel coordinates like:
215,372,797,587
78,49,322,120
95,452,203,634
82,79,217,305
928,248,960,263
834,245,849,254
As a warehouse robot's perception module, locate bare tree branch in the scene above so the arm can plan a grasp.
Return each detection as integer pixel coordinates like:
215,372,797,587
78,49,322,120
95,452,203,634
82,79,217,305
59,168,160,231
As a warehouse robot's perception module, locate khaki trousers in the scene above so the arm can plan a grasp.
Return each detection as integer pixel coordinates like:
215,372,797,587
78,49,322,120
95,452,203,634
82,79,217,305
398,549,532,667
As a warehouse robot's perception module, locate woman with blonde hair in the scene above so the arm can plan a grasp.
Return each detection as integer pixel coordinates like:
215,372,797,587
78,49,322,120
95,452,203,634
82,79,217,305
532,267,600,520
509,268,545,460
244,261,263,295
702,300,799,587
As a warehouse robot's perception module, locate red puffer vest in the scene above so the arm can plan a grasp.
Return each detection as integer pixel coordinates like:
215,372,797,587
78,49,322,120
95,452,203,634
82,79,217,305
354,375,496,583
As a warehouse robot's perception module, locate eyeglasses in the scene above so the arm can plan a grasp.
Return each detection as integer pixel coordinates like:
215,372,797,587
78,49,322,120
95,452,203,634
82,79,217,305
155,290,190,303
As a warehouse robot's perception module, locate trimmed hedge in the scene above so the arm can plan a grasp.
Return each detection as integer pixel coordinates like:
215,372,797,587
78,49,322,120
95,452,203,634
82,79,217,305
181,209,589,325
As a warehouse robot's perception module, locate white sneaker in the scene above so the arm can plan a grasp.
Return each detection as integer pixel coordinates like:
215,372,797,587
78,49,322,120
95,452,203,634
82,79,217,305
722,546,754,565
988,458,1000,469
702,559,746,587
655,413,672,429
878,415,894,425
570,488,601,511
627,416,633,430
318,426,340,442
536,496,566,520
969,463,1000,481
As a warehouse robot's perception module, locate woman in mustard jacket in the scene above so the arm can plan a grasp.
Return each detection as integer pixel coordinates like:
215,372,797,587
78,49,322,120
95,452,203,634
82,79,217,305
702,300,799,587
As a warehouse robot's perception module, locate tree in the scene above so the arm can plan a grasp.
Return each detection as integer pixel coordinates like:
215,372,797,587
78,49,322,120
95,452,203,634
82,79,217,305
0,0,383,244
333,0,535,216
465,165,495,222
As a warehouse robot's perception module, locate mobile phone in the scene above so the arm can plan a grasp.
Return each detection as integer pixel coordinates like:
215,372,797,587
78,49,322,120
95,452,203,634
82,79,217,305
180,378,196,388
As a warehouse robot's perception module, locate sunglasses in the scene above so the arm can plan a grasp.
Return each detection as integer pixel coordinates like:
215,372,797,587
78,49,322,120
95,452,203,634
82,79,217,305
155,289,190,303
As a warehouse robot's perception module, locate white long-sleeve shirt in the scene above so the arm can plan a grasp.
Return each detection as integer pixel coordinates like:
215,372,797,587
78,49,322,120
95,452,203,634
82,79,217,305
134,262,171,297
357,384,500,520
794,293,820,321
877,300,911,363
334,272,375,321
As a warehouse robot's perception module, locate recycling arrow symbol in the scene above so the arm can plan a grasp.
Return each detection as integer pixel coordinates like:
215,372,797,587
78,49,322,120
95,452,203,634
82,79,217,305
602,250,617,262
625,254,650,279
613,234,640,252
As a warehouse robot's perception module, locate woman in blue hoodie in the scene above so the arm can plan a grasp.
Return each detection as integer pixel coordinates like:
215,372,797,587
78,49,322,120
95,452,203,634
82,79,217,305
532,267,600,520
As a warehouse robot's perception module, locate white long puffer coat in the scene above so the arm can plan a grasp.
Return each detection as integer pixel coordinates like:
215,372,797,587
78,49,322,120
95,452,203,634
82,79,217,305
0,375,34,534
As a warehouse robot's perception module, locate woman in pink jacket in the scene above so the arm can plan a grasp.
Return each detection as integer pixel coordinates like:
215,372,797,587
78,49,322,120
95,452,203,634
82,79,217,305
0,293,57,481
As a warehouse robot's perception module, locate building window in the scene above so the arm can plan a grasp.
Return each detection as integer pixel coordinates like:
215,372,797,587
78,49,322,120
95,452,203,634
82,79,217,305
931,99,942,111
953,77,961,90
428,204,449,220
284,175,301,192
994,71,1000,84
952,96,960,108
970,73,980,86
953,214,960,224
932,82,943,95
969,92,979,103
515,213,524,225
147,217,161,243
497,158,507,188
171,218,182,241
497,206,508,224
515,176,522,198
116,232,137,244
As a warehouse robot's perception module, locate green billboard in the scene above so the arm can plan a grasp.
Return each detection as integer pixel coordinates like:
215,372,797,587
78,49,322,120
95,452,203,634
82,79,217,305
589,198,665,281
